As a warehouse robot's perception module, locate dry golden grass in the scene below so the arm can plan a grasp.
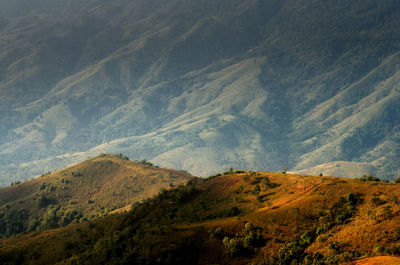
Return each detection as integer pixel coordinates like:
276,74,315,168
344,256,400,265
0,154,192,233
1,170,400,264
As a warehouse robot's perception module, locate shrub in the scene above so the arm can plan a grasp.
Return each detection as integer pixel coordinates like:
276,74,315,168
371,197,386,206
223,237,242,257
316,226,325,235
36,195,50,208
299,231,314,247
359,175,380,182
116,153,129,160
346,193,356,205
227,206,240,217
253,184,261,195
278,241,304,264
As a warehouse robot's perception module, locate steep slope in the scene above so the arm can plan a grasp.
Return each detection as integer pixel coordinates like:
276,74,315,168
1,172,400,264
0,154,192,238
1,0,400,184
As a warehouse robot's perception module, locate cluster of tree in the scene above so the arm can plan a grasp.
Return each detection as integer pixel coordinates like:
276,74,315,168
222,222,264,257
259,193,363,265
115,153,129,160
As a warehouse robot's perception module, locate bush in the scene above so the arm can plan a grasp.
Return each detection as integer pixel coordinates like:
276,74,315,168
221,223,264,258
223,237,242,257
371,197,386,206
346,193,356,205
359,175,380,182
36,195,50,208
227,206,240,217
278,241,304,264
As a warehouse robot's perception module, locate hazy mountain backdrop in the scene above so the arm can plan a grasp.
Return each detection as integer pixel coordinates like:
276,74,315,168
1,0,400,185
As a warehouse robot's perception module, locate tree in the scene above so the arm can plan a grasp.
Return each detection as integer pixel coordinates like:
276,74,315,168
36,194,50,208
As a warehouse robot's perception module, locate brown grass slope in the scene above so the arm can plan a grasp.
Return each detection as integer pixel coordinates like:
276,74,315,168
0,154,192,237
1,172,400,264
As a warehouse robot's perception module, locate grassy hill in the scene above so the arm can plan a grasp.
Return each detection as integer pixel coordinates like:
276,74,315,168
1,171,400,264
0,154,192,238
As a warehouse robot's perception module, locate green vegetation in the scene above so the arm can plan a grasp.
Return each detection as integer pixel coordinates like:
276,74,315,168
222,223,264,257
359,174,380,182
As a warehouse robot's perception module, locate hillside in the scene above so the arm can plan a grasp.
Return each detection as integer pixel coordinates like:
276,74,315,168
1,171,400,264
0,154,192,238
1,0,400,184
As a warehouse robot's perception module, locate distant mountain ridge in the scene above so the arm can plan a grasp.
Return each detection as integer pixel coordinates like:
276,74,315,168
0,0,400,185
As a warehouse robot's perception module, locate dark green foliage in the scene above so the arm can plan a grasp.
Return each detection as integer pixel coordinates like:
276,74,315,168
172,183,197,203
277,241,306,265
116,153,129,160
71,171,83,177
276,194,363,265
223,168,234,175
299,231,314,246
0,209,28,238
36,195,50,208
262,177,280,188
329,193,361,225
394,178,400,183
227,206,240,217
359,174,380,182
205,173,222,180
204,206,241,220
209,227,224,239
223,237,242,257
253,184,261,195
276,231,316,264
222,222,264,257
380,205,392,220
135,159,153,166
371,196,386,206
346,193,356,205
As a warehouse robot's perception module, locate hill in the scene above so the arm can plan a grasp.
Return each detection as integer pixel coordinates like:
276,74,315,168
1,171,400,264
1,0,400,184
0,154,192,238
345,256,400,265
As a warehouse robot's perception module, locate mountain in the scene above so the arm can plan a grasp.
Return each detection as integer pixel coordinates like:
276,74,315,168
1,0,400,184
1,171,400,264
0,154,192,238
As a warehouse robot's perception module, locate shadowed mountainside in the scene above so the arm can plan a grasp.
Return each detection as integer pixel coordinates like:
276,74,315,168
1,0,400,184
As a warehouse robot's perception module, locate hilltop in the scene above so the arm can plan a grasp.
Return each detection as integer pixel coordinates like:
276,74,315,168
1,0,400,184
1,171,400,264
0,154,192,238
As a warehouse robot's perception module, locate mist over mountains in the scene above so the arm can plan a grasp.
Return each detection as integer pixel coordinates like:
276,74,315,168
1,0,400,185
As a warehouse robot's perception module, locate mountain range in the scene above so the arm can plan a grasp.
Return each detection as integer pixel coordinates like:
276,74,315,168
1,0,400,185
